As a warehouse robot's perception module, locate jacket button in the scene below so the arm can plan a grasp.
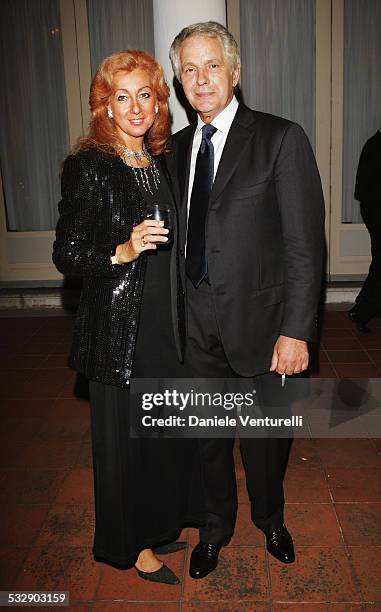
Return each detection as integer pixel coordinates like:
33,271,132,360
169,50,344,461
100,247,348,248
179,249,185,256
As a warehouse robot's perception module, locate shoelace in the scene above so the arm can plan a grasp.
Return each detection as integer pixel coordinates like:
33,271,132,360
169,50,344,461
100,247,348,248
268,527,286,546
197,542,218,558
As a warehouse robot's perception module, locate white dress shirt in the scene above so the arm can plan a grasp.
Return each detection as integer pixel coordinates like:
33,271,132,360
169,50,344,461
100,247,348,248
186,96,239,217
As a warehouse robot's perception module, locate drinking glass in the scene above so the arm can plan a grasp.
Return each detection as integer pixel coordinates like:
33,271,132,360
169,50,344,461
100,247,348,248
145,203,174,244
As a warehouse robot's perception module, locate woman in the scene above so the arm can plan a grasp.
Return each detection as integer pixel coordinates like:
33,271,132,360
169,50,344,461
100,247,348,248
53,51,204,584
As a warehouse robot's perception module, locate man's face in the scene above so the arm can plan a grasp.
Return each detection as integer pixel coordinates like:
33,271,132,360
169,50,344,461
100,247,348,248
179,35,240,123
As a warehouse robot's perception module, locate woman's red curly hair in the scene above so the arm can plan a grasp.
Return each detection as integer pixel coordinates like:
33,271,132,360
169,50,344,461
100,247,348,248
75,50,171,156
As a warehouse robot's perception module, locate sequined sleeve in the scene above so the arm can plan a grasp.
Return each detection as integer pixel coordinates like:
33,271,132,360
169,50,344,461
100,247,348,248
53,154,129,277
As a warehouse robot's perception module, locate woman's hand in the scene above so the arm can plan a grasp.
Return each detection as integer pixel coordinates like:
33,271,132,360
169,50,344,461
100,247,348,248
115,219,169,264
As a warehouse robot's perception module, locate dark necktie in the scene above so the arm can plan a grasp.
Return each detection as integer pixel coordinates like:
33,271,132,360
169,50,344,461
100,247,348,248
186,123,217,287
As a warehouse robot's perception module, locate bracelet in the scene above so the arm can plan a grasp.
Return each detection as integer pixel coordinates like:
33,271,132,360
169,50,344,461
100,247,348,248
110,254,119,265
111,243,130,265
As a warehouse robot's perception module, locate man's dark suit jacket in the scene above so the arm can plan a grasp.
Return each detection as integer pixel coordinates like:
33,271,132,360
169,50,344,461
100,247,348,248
168,103,325,377
354,130,381,204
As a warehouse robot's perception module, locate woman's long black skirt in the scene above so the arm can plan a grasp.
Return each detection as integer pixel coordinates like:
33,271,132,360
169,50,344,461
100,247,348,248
89,246,204,567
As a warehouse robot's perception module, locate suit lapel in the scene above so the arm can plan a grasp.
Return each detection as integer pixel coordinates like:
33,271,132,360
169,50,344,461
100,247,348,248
210,104,257,204
171,124,196,254
176,123,197,213
157,155,176,210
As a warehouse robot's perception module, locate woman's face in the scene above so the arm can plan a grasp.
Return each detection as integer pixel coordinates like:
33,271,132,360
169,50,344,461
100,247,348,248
108,69,156,148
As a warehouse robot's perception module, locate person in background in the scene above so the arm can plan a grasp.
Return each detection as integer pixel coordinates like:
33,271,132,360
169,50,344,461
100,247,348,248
53,50,204,585
168,21,325,580
349,129,381,333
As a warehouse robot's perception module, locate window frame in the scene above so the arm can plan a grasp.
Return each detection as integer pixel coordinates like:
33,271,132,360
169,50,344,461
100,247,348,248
0,0,91,284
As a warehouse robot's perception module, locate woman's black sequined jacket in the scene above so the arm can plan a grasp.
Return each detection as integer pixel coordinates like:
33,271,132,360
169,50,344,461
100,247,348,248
53,148,183,388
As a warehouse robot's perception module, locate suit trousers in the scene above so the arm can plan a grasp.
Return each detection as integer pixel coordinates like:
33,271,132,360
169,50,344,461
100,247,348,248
355,202,381,323
185,278,292,546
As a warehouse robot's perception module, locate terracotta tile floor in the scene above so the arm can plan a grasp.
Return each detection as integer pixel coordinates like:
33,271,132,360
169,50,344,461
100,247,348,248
0,307,380,610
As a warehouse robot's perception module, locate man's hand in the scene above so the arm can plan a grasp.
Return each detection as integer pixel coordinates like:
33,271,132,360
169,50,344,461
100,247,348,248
270,335,309,375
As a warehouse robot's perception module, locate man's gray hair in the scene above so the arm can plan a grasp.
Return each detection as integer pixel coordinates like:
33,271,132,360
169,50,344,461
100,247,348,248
169,21,240,81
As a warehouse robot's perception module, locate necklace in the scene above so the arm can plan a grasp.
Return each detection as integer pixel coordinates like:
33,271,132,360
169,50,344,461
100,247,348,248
117,143,160,194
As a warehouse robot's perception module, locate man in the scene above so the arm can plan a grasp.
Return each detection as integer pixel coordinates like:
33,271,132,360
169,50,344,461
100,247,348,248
168,21,325,579
348,129,381,333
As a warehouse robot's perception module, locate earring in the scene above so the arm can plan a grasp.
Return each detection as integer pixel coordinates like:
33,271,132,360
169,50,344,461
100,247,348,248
154,104,159,114
107,107,113,119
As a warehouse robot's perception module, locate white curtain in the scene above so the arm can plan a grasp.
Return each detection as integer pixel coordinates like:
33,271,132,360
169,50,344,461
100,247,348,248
87,0,154,75
342,0,381,223
0,0,69,231
239,0,315,147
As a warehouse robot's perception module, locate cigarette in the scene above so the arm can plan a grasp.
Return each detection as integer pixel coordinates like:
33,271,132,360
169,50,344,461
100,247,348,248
281,373,286,387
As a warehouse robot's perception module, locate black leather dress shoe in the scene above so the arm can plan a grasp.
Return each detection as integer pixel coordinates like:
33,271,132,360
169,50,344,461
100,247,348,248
266,525,295,564
189,541,221,579
348,309,371,333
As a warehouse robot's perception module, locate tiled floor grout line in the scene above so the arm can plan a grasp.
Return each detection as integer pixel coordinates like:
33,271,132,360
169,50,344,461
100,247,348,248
371,437,381,453
92,561,104,605
362,346,381,375
16,317,62,368
330,490,350,548
80,597,184,606
1,393,73,401
318,340,338,377
264,544,273,610
323,347,341,378
179,530,189,603
21,318,47,344
342,540,368,605
287,500,381,505
0,466,86,472
271,599,370,606
10,312,73,367
68,595,379,605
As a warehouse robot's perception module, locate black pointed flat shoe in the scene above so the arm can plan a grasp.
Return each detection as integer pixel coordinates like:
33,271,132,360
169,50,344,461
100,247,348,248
154,541,187,555
135,562,180,585
266,525,295,564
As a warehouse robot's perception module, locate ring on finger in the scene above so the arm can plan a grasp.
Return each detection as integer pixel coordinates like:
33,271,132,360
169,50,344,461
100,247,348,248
141,236,146,247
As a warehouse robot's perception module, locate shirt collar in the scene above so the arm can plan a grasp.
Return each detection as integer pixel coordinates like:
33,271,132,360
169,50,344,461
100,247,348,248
196,96,239,134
